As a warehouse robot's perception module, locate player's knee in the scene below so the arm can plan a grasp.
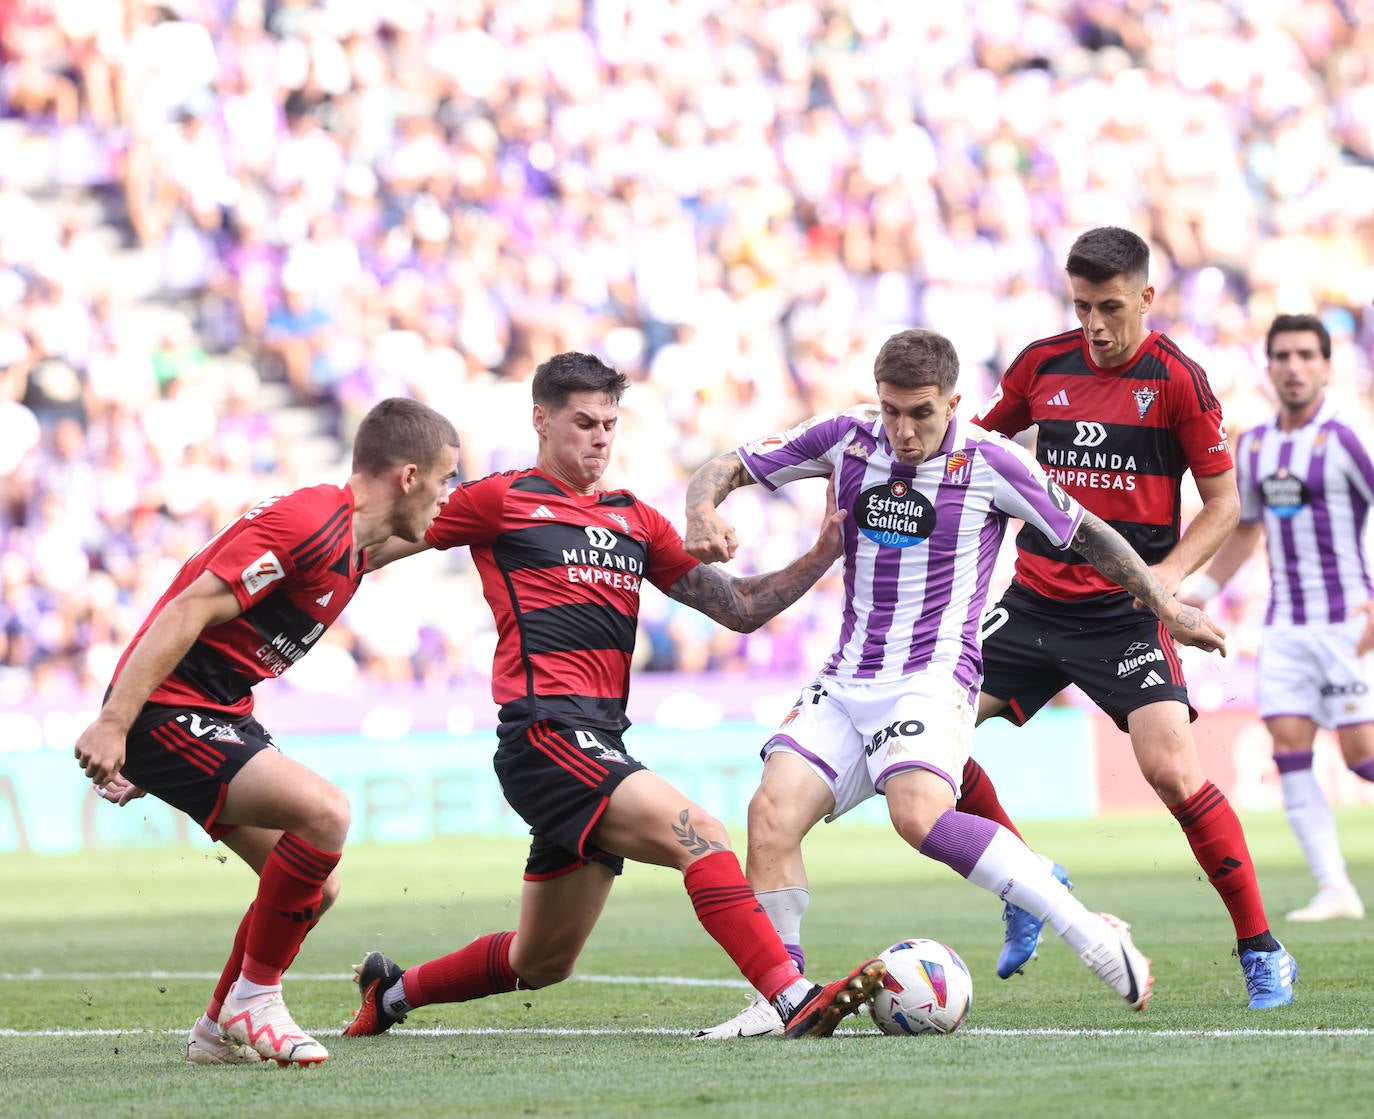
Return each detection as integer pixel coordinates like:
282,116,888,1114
685,810,732,852
746,800,799,851
315,782,351,848
512,953,576,989
1143,763,1196,804
888,806,934,851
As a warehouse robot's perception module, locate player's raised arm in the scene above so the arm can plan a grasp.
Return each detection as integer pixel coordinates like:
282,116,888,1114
1069,512,1227,655
671,481,845,631
684,452,756,562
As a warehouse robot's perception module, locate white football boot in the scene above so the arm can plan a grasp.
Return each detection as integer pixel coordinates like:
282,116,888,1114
691,991,784,1039
1079,912,1153,1011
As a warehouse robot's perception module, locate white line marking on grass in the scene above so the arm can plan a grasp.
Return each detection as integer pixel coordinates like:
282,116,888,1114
6,972,1370,1040
0,971,750,987
2,1026,1373,1039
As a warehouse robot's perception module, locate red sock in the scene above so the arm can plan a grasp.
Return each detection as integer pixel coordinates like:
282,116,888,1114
239,834,340,987
402,931,519,1008
684,850,800,1002
207,907,252,1021
957,758,1024,840
1169,781,1270,940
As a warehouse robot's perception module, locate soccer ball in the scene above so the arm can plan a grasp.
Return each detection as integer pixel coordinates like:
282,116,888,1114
870,938,973,1035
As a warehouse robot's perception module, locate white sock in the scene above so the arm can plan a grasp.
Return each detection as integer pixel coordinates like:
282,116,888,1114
232,976,281,1000
381,980,410,1017
965,827,1104,955
756,886,809,946
771,978,816,1019
1279,765,1352,890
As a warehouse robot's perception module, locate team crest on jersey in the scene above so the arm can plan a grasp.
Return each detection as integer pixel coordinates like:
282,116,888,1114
944,450,971,485
857,480,936,548
1260,468,1309,519
604,512,630,533
1131,387,1158,418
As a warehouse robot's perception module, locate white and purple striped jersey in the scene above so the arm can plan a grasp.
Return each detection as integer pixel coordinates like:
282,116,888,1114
1235,398,1374,626
737,407,1085,694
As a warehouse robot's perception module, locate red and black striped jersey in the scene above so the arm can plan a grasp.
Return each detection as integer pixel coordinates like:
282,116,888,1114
425,468,700,729
977,329,1232,601
114,484,362,716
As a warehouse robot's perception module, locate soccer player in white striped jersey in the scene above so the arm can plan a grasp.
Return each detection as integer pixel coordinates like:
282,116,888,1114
685,328,1229,1036
1188,313,1374,923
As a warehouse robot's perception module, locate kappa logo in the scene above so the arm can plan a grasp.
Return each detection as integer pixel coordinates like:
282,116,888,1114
1073,421,1108,448
532,504,556,519
844,440,871,459
1131,387,1158,418
177,714,244,744
316,591,333,607
1047,389,1070,406
584,525,618,550
241,551,285,595
575,729,629,764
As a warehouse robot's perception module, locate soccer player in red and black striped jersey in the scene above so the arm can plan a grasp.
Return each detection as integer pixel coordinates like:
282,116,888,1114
74,398,462,1064
960,226,1298,1008
341,351,885,1040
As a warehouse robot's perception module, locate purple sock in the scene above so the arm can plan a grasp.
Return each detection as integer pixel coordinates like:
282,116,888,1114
918,808,1001,877
1273,750,1314,774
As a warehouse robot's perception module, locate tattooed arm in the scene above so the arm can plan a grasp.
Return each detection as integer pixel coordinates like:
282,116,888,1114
1070,511,1228,655
669,486,845,632
684,452,756,562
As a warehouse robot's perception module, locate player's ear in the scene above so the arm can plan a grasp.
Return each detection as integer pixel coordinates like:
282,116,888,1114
1139,284,1155,314
947,392,962,415
398,462,420,491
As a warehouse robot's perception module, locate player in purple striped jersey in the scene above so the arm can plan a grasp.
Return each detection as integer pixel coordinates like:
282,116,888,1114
685,328,1227,1037
1188,313,1374,922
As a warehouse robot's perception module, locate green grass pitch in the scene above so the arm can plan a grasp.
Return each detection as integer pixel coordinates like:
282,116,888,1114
3,810,1370,1119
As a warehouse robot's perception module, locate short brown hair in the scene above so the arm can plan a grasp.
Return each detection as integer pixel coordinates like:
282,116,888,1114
1266,313,1331,360
872,329,960,394
1065,226,1150,286
531,351,629,410
351,397,460,475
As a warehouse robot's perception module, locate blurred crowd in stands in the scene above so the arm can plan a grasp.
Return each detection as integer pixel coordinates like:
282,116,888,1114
1,0,1372,709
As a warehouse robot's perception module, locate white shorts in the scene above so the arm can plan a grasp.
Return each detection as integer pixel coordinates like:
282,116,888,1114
1257,618,1374,729
762,670,978,821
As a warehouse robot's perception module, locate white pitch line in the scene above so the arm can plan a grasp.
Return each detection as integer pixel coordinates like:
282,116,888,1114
0,971,749,988
2,1025,1372,1039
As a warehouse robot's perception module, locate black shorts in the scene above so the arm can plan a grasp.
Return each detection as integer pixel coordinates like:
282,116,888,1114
493,718,648,880
980,584,1195,733
119,705,276,840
